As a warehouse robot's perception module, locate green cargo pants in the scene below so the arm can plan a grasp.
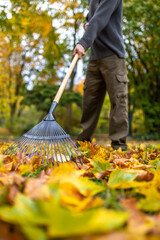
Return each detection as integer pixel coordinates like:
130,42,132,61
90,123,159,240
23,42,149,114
77,54,129,150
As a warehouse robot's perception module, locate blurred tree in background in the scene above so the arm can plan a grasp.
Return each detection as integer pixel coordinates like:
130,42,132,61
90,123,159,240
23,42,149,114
123,0,160,138
0,0,64,131
0,0,159,140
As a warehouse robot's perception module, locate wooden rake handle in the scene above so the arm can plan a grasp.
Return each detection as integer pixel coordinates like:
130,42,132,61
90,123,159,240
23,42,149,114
54,54,79,103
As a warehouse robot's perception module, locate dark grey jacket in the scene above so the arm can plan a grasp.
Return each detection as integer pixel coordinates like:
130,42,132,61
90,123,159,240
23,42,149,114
79,0,126,60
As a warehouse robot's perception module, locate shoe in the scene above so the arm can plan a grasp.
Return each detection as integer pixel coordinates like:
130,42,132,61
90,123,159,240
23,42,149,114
111,141,128,151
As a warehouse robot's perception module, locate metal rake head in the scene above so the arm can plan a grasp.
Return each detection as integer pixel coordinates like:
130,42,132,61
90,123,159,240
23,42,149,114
4,118,84,165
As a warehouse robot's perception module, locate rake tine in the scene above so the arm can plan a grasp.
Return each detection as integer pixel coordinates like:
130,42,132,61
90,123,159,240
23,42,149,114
61,139,71,160
40,140,45,155
4,144,14,155
63,138,78,165
51,140,54,165
20,138,34,156
24,139,35,156
10,137,30,156
67,138,83,165
31,140,42,157
47,140,49,164
4,137,23,155
59,140,68,162
5,142,19,156
42,141,47,163
28,140,39,158
9,146,20,156
53,140,59,166
18,138,30,151
69,138,85,164
56,140,64,164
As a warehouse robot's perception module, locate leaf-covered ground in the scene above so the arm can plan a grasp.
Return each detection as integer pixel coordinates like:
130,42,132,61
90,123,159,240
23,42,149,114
0,140,160,240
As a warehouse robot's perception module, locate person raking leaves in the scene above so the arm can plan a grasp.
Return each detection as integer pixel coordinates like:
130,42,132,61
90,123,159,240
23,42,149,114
73,0,129,151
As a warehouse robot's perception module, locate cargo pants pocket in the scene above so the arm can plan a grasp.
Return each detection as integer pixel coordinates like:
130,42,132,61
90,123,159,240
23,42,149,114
116,74,129,98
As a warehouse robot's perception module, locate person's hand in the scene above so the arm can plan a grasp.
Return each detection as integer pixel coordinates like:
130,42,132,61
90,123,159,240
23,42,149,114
84,22,89,31
73,44,85,59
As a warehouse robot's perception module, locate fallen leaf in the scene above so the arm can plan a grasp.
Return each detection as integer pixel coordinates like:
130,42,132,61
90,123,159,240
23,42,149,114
122,198,156,235
24,178,50,200
60,182,103,212
108,169,138,189
5,184,19,204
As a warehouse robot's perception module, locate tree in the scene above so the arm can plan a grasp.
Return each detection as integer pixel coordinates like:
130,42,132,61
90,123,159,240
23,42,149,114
123,0,160,135
0,0,62,130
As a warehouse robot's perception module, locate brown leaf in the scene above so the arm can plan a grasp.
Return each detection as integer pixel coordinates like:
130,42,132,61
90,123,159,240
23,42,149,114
125,150,135,159
112,158,130,168
126,169,154,182
135,170,154,181
2,155,13,165
0,220,24,240
121,197,156,235
17,149,26,164
148,151,159,160
132,164,152,170
13,174,25,187
76,163,91,170
30,156,43,170
23,177,50,200
5,184,19,204
81,171,95,178
83,156,92,163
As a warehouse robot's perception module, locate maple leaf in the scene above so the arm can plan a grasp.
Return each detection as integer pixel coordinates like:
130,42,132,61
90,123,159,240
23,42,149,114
60,182,103,212
108,169,138,189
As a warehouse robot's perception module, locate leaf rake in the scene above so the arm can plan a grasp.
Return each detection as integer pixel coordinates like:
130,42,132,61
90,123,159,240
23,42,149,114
4,54,84,165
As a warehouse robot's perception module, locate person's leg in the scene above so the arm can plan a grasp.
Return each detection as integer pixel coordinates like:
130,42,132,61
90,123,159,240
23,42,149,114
100,55,129,150
77,60,106,142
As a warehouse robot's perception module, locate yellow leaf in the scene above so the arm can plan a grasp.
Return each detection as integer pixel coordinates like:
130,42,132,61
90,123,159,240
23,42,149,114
60,182,103,212
16,164,32,175
48,162,85,183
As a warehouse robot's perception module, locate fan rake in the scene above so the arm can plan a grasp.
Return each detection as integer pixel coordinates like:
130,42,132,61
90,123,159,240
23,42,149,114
4,54,84,165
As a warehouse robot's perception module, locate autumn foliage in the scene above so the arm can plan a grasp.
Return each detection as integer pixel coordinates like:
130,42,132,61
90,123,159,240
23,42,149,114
0,140,160,239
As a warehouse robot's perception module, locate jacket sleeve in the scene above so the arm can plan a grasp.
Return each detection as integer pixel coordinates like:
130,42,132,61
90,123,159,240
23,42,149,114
79,0,119,50
83,13,89,29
